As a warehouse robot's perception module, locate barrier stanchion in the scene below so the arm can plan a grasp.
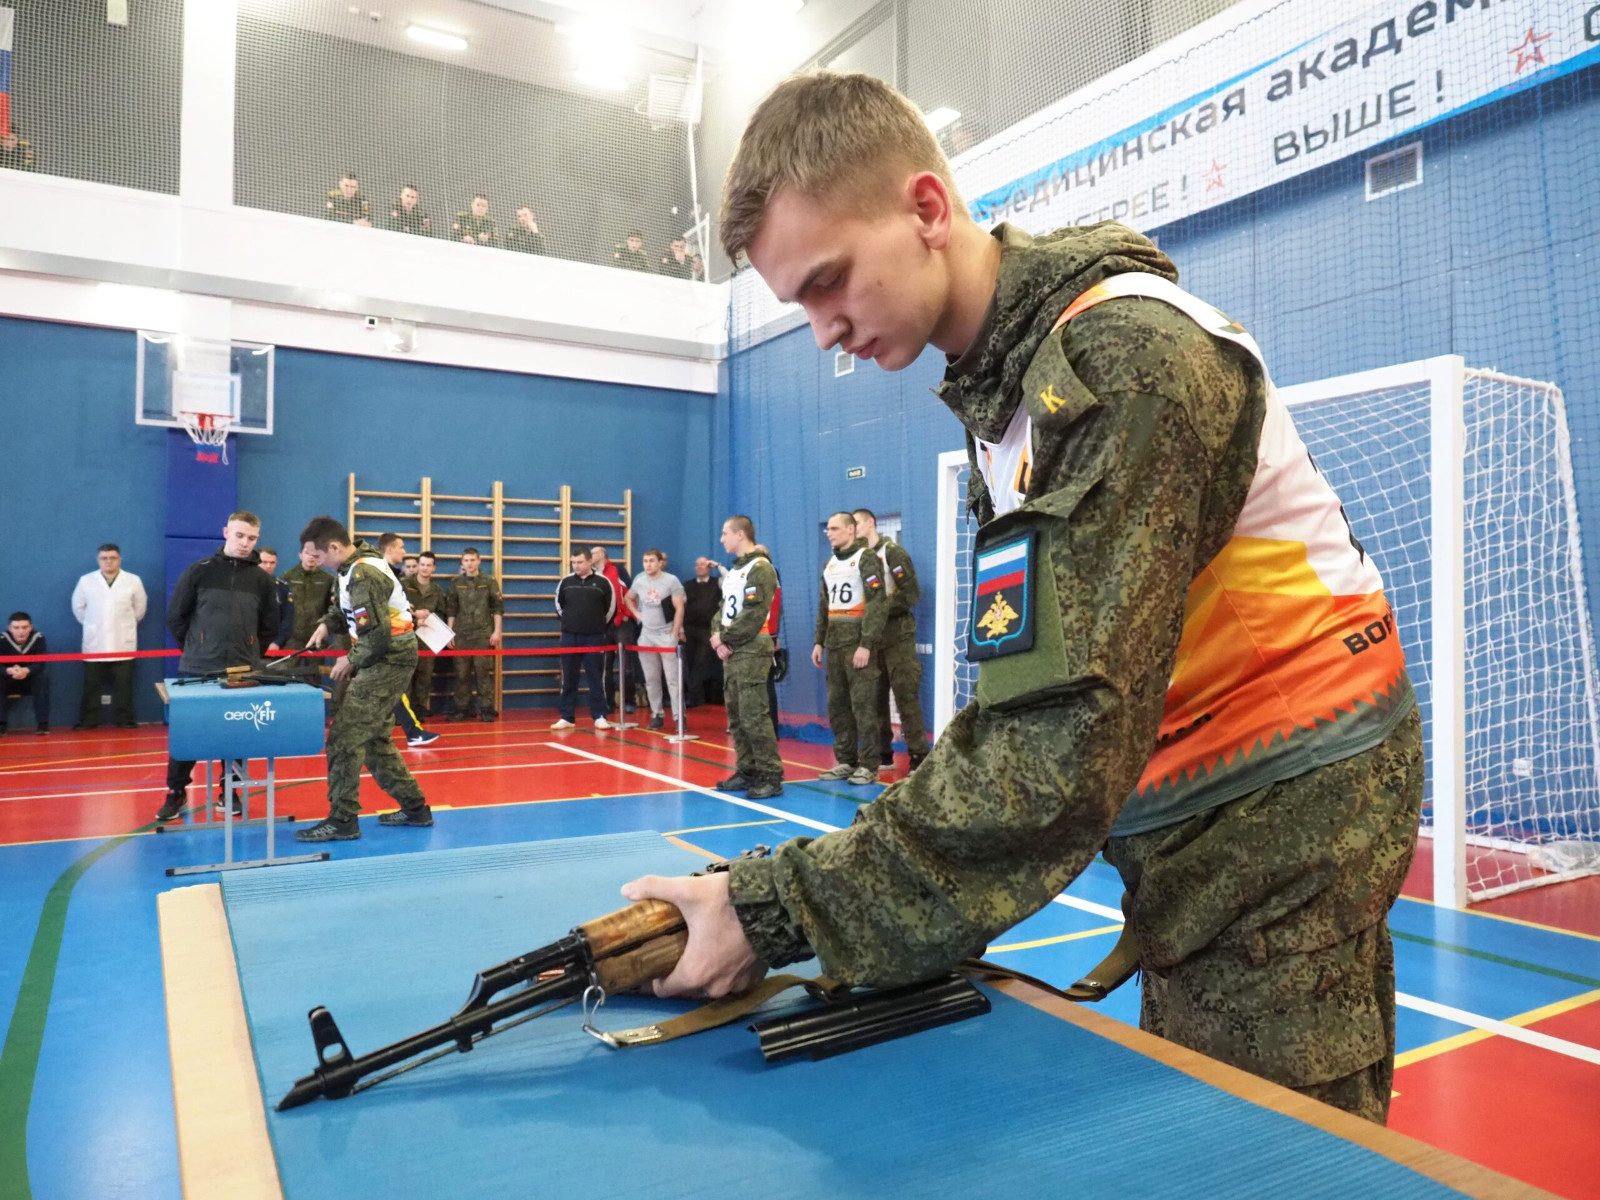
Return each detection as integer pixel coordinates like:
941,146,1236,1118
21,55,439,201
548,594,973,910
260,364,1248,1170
611,628,637,730
667,644,694,743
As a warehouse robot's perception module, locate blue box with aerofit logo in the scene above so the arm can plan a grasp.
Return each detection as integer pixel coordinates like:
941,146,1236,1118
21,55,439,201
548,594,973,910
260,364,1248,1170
166,680,326,761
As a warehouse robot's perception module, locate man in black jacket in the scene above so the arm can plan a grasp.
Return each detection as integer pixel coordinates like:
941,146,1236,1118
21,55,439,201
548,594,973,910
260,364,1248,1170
550,550,615,731
1,612,51,734
156,511,281,822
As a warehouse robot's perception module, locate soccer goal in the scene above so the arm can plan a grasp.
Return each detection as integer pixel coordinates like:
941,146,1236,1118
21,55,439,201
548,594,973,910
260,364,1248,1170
935,356,1600,906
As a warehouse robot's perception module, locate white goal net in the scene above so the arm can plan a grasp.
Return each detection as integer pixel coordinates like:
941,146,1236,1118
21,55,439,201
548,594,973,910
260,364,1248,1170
935,357,1600,904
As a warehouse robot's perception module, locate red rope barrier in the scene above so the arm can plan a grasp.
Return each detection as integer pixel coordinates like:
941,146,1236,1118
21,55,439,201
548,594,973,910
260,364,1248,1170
0,643,681,665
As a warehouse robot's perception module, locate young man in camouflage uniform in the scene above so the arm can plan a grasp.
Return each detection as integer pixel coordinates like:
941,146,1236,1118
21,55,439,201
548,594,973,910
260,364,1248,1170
281,539,344,695
853,507,930,771
711,516,783,800
448,547,502,721
404,550,451,718
453,194,496,246
622,72,1422,1126
387,184,432,236
811,511,886,786
324,171,371,225
296,517,432,842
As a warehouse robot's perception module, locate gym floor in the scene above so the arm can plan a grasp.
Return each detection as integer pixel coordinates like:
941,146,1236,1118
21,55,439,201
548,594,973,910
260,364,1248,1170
1,711,1597,1199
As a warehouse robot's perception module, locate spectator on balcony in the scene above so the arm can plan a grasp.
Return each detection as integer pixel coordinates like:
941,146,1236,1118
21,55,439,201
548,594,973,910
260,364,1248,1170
453,194,497,246
0,129,35,172
387,183,433,237
505,205,549,256
658,236,694,279
324,171,372,225
612,230,650,272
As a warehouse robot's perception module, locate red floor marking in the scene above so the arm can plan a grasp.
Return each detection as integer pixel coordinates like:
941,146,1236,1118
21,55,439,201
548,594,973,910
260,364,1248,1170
1391,1024,1600,1199
1403,840,1600,939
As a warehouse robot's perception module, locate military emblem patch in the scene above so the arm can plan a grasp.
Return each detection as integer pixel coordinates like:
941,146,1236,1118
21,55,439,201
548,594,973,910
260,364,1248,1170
966,531,1036,661
865,573,882,591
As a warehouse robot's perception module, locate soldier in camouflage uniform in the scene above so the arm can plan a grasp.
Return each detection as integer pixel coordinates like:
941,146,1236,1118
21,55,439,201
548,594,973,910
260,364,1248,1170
0,129,36,172
448,547,502,720
404,550,451,716
387,183,432,236
712,516,783,799
612,231,650,271
453,194,496,246
324,172,372,225
619,73,1423,1126
811,511,886,786
854,507,930,771
282,540,347,695
295,517,432,841
658,236,695,278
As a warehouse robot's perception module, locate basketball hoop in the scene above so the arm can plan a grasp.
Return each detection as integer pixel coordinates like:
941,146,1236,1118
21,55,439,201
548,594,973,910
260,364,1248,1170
181,411,233,464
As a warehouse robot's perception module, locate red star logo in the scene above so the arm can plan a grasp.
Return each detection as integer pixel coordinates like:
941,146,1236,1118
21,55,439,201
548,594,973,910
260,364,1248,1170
1203,160,1226,194
1509,27,1551,75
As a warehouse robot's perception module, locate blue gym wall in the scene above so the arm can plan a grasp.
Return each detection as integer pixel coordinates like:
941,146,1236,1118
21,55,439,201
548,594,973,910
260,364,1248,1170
723,63,1600,727
0,318,714,727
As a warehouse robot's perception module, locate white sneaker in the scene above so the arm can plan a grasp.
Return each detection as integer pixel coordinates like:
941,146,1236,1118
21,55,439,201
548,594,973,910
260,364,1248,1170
816,763,854,781
594,716,613,730
847,766,878,786
550,718,576,730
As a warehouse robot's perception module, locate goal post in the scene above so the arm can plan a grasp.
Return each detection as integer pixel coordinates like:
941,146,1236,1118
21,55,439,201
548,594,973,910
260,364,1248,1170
934,357,1600,906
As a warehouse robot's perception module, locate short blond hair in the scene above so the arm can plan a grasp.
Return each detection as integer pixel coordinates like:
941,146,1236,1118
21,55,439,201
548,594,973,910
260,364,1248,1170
720,71,961,262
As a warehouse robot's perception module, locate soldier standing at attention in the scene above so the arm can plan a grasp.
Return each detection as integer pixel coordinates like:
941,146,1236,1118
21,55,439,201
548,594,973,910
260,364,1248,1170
853,508,930,772
710,517,783,799
447,547,502,721
324,171,371,225
453,194,496,246
612,230,650,271
387,183,432,236
296,517,432,842
622,72,1421,1127
405,551,451,719
811,511,887,786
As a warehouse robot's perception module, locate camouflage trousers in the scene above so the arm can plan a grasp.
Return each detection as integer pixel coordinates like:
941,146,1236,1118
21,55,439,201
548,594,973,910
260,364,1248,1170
825,625,881,769
452,633,496,715
726,636,782,782
409,652,435,716
1103,705,1424,1124
326,650,428,823
876,617,929,760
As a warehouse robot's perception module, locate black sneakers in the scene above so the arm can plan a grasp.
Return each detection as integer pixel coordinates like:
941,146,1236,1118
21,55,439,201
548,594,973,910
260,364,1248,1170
377,806,434,827
295,818,361,842
747,779,785,800
717,774,752,792
649,713,665,730
154,795,185,823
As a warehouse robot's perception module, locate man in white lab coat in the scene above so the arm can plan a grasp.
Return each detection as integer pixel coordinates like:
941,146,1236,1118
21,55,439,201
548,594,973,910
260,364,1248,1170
71,543,148,729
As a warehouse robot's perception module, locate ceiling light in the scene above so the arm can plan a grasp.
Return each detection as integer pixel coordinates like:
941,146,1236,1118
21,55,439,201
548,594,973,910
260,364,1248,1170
574,69,629,92
925,106,961,133
405,25,467,51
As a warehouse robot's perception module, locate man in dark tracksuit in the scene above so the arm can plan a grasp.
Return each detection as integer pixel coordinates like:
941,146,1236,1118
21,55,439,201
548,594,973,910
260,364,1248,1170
296,517,432,842
1,613,51,734
551,550,616,729
156,512,280,822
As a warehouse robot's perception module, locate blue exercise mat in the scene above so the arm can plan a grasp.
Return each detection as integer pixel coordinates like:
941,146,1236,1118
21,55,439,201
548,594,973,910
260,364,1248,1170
222,832,1469,1199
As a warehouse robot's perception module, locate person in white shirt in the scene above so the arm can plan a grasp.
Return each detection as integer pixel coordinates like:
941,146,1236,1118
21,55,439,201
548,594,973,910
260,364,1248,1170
71,543,148,729
625,549,687,730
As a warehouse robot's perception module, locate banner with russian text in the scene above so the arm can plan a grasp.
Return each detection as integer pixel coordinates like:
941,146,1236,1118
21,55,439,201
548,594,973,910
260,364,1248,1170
961,0,1600,233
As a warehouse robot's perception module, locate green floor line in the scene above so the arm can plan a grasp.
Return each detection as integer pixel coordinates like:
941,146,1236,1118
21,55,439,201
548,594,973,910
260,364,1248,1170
1390,928,1600,990
0,822,157,1200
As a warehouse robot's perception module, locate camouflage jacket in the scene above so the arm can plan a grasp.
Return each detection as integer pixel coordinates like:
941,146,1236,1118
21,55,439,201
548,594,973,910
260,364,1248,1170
813,538,888,649
325,191,371,223
281,564,336,648
320,542,415,670
450,572,502,633
875,537,920,621
403,576,451,621
729,221,1271,985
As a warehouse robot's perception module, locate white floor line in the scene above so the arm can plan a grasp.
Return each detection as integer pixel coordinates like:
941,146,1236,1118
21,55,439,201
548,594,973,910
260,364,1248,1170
561,739,1600,1067
1395,993,1600,1066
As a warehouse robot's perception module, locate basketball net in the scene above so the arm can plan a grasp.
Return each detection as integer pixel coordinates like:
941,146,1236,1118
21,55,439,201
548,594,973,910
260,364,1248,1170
181,411,233,464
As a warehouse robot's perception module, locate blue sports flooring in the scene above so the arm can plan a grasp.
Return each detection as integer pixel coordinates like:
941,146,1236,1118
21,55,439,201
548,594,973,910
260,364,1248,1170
2,769,1599,1198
